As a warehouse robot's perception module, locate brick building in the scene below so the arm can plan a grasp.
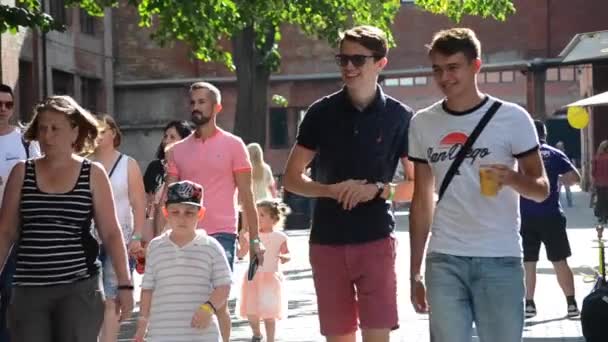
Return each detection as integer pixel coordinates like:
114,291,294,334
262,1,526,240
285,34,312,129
111,0,606,175
3,0,606,177
1,0,114,122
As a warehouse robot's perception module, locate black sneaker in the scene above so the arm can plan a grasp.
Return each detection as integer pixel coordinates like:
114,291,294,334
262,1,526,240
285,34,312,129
567,304,580,318
251,336,264,342
525,303,537,319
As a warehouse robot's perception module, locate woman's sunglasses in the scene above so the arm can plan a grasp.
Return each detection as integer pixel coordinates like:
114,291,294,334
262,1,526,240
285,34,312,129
335,54,379,68
0,101,14,110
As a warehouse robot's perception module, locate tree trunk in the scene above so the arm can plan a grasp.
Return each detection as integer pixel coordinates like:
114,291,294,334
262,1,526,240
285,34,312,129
232,25,272,147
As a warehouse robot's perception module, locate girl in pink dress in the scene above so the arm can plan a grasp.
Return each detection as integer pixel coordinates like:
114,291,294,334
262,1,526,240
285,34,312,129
237,200,291,342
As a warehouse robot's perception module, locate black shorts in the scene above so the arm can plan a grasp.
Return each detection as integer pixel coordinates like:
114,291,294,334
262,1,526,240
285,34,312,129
520,214,571,262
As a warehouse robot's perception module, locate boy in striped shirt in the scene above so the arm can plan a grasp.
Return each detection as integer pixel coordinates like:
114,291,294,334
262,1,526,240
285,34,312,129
135,181,232,342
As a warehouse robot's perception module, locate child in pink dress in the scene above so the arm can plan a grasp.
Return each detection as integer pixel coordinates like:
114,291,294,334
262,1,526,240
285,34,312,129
237,200,291,342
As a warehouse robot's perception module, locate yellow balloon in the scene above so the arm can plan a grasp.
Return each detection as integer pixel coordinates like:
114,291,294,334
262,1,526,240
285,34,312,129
567,106,589,129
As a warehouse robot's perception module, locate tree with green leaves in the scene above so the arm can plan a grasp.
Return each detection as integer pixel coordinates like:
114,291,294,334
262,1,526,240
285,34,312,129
1,1,52,34
125,0,515,146
2,0,515,146
0,0,111,33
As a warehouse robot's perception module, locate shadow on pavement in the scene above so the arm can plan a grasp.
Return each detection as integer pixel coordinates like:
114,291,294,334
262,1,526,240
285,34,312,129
524,316,572,327
284,267,313,281
287,298,318,318
535,265,599,277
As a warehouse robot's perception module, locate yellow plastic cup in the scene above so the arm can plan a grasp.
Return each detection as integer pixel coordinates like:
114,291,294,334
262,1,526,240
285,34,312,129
479,165,499,197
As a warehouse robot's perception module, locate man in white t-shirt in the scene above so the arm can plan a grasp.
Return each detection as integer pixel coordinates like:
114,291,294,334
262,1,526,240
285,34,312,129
0,84,41,342
407,29,549,342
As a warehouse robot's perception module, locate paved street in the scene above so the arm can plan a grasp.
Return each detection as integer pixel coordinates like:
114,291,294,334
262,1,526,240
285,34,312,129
120,188,600,341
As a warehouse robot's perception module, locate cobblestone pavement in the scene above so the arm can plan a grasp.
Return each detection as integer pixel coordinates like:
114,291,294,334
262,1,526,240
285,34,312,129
119,189,598,341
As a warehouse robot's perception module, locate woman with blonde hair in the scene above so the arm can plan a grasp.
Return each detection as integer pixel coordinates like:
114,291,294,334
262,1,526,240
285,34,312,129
0,95,133,341
592,140,608,224
247,143,277,202
238,144,277,249
91,114,146,342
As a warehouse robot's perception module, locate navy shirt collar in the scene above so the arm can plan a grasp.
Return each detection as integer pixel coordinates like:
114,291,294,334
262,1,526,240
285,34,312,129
340,84,387,114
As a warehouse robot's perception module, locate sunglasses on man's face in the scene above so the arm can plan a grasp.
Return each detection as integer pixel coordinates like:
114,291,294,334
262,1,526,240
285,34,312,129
0,101,14,110
335,54,378,68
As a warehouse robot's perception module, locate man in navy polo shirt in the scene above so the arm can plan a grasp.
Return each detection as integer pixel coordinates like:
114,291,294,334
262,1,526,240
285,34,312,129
521,120,581,319
284,25,414,342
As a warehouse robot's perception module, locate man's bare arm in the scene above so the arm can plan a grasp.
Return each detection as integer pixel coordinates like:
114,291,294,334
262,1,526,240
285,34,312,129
409,162,435,278
283,145,335,199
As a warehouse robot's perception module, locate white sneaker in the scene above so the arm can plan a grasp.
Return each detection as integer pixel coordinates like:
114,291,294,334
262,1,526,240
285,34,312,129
525,303,537,319
567,304,580,317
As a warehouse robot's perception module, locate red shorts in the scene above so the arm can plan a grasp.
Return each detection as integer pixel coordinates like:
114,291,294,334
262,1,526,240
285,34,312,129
309,235,398,336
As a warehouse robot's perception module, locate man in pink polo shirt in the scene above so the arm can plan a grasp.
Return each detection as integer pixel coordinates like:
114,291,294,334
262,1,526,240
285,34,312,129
166,81,264,342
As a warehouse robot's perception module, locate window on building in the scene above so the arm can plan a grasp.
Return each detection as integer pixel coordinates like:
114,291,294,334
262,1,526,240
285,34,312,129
52,69,74,96
486,72,500,83
414,76,427,85
49,0,67,26
269,107,288,149
400,77,414,86
547,68,559,81
384,78,399,87
80,9,96,35
501,71,514,82
81,77,100,113
560,67,575,81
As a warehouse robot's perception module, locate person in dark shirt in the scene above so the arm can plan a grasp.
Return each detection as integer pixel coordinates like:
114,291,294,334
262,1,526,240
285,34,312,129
520,120,581,319
142,120,192,236
283,25,414,342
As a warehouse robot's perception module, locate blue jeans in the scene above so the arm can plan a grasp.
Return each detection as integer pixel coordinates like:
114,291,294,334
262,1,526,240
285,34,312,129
210,233,237,271
426,252,525,342
0,249,17,342
98,247,134,299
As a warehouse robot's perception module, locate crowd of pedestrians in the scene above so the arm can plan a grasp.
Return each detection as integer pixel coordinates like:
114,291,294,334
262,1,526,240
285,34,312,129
0,24,605,342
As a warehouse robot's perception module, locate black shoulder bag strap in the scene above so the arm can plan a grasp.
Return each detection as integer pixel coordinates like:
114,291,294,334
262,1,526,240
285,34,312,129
437,101,502,203
108,153,124,179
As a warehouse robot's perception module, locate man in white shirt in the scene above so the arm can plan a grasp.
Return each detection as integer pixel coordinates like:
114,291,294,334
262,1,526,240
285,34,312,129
0,84,41,342
407,29,549,342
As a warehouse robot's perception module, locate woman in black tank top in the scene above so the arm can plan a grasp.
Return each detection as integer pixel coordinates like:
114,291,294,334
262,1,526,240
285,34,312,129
0,95,134,342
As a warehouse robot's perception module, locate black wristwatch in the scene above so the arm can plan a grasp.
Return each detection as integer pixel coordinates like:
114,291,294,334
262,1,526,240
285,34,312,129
372,181,384,199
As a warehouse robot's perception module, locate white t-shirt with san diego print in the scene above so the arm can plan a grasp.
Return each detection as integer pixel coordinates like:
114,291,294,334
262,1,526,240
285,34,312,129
408,96,539,257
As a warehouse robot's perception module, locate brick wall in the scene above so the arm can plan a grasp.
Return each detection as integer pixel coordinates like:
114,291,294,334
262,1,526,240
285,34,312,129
112,0,607,172
114,0,608,82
